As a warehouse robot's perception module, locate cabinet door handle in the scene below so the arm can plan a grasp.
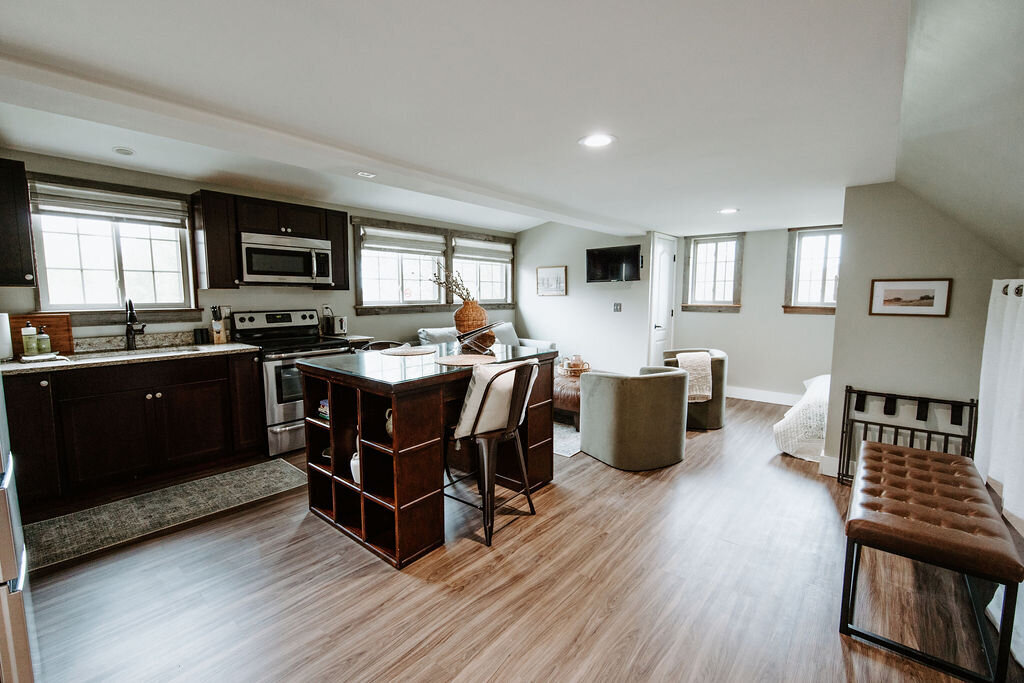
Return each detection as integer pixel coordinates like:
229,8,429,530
155,392,163,399
252,356,259,363
39,380,48,387
146,393,153,400
24,274,33,281
280,227,286,232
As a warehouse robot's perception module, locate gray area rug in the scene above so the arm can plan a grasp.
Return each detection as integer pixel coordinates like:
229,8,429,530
553,421,581,457
24,459,307,571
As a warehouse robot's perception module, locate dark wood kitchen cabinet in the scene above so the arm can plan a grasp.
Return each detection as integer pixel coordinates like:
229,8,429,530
313,209,351,291
228,352,265,456
3,352,267,520
236,195,326,239
0,158,37,287
2,373,61,505
191,189,239,289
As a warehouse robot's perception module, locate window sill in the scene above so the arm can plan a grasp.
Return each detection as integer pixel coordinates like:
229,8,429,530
680,304,741,314
355,302,515,316
782,305,835,315
59,309,204,326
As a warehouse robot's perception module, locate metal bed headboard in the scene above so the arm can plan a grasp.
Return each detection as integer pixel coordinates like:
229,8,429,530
837,385,978,485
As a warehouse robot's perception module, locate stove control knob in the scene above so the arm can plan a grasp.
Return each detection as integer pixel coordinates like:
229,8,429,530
248,316,255,323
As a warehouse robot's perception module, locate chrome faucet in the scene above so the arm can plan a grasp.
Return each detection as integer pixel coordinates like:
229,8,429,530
125,299,146,350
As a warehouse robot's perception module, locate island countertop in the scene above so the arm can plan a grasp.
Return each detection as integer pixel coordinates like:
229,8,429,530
296,342,558,394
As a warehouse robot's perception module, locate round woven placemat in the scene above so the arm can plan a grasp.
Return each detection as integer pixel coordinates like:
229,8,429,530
436,354,498,367
380,346,436,356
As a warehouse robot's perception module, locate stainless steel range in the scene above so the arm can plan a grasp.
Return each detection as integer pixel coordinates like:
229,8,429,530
232,309,351,456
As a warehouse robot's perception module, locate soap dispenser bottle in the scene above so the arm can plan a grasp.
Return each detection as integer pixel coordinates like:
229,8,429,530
21,322,38,356
36,325,51,354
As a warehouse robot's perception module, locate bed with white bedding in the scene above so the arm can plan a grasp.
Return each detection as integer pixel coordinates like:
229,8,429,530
773,375,830,461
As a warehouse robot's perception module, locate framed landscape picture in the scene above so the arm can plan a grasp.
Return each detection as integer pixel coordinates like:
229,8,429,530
869,278,952,317
537,266,567,296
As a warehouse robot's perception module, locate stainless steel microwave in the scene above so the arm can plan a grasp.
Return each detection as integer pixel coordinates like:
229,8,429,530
240,232,333,285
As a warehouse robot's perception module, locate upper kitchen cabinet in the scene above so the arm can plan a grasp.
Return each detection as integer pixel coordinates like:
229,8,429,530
191,190,239,289
0,158,37,287
236,195,326,239
313,209,350,291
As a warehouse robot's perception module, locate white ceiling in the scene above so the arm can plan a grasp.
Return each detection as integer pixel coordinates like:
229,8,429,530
0,0,910,236
896,0,1024,264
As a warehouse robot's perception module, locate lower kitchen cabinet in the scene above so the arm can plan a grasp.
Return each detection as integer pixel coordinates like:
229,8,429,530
3,351,266,519
2,374,61,505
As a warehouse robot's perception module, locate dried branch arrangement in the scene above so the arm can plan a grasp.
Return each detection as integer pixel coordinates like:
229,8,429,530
430,263,475,302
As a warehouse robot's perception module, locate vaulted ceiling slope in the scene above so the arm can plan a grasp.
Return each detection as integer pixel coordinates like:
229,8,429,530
0,1,909,236
896,0,1024,264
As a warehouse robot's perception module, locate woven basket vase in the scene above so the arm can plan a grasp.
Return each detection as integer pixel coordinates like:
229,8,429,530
453,300,495,347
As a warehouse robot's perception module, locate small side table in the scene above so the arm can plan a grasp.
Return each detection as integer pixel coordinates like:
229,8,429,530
553,374,582,430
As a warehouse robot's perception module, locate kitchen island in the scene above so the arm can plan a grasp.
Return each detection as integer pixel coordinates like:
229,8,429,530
296,343,556,567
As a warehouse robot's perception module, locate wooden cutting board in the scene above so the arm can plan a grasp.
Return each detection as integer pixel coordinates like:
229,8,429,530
8,314,74,356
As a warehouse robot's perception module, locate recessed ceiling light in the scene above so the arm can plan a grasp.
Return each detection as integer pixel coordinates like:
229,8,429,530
578,133,617,148
112,146,135,156
717,208,739,215
356,171,376,178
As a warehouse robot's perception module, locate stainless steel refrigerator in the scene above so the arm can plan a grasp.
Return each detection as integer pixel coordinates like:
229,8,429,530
0,377,38,681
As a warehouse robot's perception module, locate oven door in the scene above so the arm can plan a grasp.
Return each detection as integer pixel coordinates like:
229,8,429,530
240,234,332,285
263,358,305,426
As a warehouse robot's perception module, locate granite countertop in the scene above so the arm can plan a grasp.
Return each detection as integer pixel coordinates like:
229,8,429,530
0,343,259,375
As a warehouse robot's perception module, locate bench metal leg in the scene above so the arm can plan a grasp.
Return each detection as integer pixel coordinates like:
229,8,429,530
840,538,1020,683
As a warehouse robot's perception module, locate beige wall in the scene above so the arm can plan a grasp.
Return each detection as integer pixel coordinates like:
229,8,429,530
823,182,1019,465
515,222,649,374
0,150,514,341
674,229,836,400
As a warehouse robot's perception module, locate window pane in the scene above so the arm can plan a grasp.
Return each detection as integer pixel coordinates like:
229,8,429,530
379,279,400,302
120,237,153,270
149,225,179,241
40,214,77,233
151,240,180,271
124,271,155,303
77,218,112,236
154,272,183,303
82,270,119,305
120,223,150,238
42,232,81,268
47,269,84,305
79,235,115,269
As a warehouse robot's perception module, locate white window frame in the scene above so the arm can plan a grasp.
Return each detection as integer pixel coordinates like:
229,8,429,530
452,257,512,305
681,233,744,312
29,178,194,312
784,225,842,314
360,249,442,306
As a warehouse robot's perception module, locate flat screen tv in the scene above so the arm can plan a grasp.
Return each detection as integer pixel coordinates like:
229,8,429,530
586,244,642,282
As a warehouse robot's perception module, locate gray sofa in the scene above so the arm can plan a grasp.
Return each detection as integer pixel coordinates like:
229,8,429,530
580,366,689,471
417,322,556,350
663,347,727,430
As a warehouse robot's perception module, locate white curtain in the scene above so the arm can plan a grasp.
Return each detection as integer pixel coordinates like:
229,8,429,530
978,279,1024,659
976,279,1024,522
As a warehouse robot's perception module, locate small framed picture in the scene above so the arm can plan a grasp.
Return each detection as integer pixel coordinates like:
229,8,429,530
869,278,952,317
537,266,567,296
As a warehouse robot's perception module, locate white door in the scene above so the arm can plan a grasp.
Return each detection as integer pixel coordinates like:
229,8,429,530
647,233,677,364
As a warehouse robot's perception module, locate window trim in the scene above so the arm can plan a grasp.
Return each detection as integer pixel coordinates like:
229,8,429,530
26,173,200,322
352,216,515,316
680,233,744,312
783,225,842,315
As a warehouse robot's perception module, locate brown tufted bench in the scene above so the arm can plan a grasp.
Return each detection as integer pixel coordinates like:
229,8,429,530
841,442,1024,682
553,374,581,430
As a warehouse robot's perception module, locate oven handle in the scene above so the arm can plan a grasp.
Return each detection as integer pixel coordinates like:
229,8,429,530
269,423,305,434
264,347,348,361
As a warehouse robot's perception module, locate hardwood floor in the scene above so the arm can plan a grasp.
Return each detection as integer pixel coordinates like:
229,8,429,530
30,399,1023,682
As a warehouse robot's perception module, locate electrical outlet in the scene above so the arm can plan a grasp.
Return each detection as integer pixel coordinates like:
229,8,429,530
613,303,622,312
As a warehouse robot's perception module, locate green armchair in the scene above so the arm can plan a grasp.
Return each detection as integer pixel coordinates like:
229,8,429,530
663,348,727,430
580,366,689,471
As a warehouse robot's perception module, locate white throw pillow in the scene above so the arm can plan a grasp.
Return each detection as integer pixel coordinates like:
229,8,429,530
492,322,521,346
454,359,538,439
